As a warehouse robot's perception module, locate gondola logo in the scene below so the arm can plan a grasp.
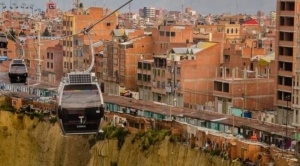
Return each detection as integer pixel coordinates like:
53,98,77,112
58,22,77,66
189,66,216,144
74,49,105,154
78,115,86,124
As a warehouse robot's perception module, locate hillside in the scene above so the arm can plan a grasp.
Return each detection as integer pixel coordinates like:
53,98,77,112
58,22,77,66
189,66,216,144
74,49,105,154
0,111,241,166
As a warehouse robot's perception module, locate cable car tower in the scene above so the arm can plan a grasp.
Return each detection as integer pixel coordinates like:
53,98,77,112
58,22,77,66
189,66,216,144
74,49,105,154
56,0,133,135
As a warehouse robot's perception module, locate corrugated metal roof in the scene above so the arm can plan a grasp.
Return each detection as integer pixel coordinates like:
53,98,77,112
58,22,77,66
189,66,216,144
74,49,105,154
112,29,125,36
196,42,217,49
92,41,103,47
112,29,136,37
172,48,188,54
124,29,135,36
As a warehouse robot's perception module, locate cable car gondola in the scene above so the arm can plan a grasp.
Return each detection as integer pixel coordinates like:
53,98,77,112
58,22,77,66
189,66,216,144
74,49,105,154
57,72,105,135
8,59,28,83
56,0,132,135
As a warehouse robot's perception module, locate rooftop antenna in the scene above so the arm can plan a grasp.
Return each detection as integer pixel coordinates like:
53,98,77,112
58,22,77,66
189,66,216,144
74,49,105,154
129,1,131,13
182,0,184,14
74,0,80,9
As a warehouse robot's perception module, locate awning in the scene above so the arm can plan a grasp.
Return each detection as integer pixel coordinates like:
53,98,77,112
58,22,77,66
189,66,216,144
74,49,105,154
0,56,8,61
259,57,271,66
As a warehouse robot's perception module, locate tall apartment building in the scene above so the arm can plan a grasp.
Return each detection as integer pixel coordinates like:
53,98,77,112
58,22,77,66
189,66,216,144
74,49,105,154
152,24,194,56
143,7,155,18
102,29,152,97
62,6,117,75
275,0,299,126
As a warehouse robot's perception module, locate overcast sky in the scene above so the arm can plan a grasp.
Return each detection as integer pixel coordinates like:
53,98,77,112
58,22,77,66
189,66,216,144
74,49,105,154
1,0,276,15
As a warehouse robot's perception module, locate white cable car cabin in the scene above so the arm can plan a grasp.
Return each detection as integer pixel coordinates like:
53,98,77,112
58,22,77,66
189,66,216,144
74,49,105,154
57,72,105,135
8,59,28,83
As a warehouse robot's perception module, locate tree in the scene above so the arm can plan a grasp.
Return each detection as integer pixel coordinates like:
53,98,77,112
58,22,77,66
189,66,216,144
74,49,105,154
42,27,51,37
7,28,16,41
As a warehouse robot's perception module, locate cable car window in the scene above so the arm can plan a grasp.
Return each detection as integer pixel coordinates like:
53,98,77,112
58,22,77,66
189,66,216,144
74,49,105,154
61,84,101,109
10,64,26,73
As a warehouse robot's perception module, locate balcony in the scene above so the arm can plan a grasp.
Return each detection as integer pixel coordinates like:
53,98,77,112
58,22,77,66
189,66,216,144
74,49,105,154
278,55,293,62
277,84,292,92
277,99,291,108
137,80,151,87
137,68,152,75
279,26,294,32
278,70,292,76
279,40,294,46
213,90,230,98
152,87,166,94
279,10,295,16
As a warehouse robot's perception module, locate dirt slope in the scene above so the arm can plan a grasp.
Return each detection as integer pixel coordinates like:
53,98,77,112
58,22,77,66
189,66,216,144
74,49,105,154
0,111,241,166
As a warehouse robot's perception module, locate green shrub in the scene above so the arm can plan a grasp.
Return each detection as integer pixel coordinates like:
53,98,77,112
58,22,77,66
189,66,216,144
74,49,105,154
37,113,45,122
101,125,128,150
210,149,221,156
110,161,118,166
0,105,16,113
191,143,196,149
137,130,169,151
169,135,181,143
49,116,57,124
88,137,97,148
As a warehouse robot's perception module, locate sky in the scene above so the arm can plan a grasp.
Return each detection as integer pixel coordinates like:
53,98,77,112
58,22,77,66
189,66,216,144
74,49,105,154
0,0,277,15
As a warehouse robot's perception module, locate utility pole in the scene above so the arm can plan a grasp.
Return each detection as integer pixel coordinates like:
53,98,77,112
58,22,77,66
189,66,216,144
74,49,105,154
35,22,41,82
285,95,291,149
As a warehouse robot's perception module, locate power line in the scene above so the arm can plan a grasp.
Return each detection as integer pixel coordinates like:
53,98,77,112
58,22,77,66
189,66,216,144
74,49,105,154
23,0,134,46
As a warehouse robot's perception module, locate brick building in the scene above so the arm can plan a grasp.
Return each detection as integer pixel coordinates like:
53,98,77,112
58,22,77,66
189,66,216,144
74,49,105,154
102,29,152,96
275,0,300,126
62,6,118,75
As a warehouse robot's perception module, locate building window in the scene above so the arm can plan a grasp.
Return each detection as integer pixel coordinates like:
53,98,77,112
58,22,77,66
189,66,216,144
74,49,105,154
162,70,165,77
137,73,142,80
171,32,175,37
138,62,142,69
47,52,50,59
47,62,50,68
161,82,165,89
143,63,147,70
223,83,229,92
177,68,181,75
159,31,164,36
143,74,147,82
107,22,111,26
51,63,53,69
147,63,151,70
51,53,53,59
